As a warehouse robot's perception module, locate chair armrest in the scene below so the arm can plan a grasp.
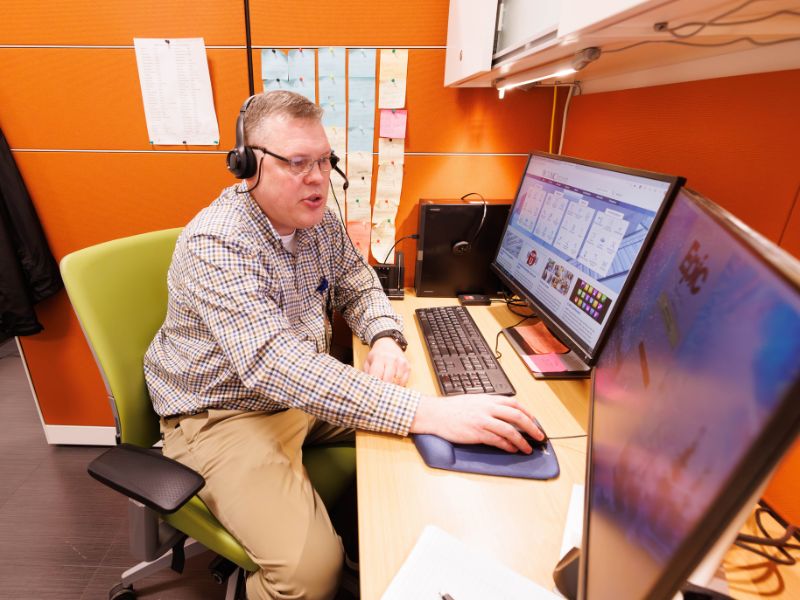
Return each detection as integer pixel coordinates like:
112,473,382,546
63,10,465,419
88,443,205,514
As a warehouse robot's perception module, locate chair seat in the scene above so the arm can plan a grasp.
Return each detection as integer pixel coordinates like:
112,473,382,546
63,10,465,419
162,444,356,572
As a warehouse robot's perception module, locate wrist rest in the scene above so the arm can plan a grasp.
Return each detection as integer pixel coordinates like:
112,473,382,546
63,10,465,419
412,434,560,480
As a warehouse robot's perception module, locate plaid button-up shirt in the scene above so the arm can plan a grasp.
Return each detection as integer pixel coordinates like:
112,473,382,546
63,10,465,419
144,185,420,435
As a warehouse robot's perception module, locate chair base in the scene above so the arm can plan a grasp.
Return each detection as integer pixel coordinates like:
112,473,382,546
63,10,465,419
114,538,244,600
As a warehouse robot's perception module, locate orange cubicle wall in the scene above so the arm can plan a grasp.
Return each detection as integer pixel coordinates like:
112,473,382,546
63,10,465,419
2,1,797,521
562,70,800,524
1,0,553,431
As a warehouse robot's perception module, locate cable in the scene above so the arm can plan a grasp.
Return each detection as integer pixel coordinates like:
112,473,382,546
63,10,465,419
605,0,800,55
234,153,266,195
557,84,577,155
497,290,535,317
494,315,533,359
604,35,800,54
327,184,390,299
459,192,488,247
663,0,800,39
380,233,419,265
548,85,558,154
734,506,799,566
548,434,588,441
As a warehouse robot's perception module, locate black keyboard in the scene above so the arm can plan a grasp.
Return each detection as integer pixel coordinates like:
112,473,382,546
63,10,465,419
415,306,515,396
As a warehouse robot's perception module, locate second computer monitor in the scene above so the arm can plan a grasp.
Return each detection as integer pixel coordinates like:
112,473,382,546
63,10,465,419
492,152,683,367
579,187,800,599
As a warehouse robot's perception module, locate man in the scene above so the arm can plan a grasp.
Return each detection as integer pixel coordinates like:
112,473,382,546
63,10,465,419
144,91,543,600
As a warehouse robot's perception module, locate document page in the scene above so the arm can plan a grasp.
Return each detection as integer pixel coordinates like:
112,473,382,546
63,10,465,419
133,38,220,145
381,525,559,600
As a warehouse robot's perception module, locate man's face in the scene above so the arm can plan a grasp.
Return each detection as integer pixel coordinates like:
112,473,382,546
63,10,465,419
246,115,331,235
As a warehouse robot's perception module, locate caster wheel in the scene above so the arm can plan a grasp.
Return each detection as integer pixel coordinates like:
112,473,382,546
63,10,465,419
109,582,136,600
209,555,237,584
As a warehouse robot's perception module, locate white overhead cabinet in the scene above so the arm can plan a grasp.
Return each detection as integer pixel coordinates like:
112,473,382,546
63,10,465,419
444,0,800,94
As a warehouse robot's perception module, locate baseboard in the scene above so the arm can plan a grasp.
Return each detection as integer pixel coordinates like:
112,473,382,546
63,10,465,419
42,424,117,446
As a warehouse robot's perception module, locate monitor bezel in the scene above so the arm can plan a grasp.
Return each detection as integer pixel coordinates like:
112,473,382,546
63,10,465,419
490,151,684,365
578,187,800,600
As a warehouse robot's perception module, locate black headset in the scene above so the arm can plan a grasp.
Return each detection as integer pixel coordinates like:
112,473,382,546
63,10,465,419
226,95,258,179
452,192,488,255
225,94,350,191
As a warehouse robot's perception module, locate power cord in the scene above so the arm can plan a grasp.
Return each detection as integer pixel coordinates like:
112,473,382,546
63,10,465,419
661,0,800,39
604,0,800,54
494,315,533,359
380,233,419,265
492,290,536,318
734,506,799,566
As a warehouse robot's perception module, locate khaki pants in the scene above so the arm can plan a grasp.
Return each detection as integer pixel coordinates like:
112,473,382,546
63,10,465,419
161,409,354,600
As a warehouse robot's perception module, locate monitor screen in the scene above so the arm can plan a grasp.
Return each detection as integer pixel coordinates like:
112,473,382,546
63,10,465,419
492,152,682,363
581,188,800,600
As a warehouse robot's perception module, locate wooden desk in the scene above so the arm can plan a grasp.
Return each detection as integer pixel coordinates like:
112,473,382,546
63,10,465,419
353,292,800,599
354,293,589,599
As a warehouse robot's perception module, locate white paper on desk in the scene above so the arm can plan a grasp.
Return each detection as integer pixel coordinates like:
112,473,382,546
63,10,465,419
559,484,585,559
381,525,559,600
133,38,220,145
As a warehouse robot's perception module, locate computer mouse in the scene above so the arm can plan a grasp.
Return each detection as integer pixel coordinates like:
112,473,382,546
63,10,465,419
412,434,456,467
518,417,548,449
517,429,548,450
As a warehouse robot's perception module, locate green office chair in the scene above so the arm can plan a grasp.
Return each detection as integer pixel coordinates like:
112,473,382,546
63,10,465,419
60,228,357,600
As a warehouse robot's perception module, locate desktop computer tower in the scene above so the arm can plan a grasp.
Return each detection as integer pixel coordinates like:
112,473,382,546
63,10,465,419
414,200,511,297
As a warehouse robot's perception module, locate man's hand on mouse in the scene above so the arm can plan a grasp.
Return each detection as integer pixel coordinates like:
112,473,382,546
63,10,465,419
409,394,545,454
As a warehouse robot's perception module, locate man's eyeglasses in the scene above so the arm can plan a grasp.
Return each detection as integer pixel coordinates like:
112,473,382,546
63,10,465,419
248,145,339,176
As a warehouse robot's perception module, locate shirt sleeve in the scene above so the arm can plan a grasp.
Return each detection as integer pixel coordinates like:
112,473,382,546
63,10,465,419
326,215,405,344
182,231,420,435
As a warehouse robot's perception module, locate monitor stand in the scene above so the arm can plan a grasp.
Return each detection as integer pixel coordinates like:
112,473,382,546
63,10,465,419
502,320,591,380
552,549,735,600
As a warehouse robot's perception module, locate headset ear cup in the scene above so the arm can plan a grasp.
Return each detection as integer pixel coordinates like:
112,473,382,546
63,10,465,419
240,146,256,179
452,241,471,255
226,147,257,179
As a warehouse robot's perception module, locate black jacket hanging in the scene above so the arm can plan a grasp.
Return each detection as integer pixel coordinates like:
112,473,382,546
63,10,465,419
0,127,62,338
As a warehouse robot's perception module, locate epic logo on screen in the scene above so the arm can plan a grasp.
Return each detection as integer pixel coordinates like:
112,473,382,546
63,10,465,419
678,240,709,295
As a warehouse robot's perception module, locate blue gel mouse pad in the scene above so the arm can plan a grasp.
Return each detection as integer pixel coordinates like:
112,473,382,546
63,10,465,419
412,434,560,480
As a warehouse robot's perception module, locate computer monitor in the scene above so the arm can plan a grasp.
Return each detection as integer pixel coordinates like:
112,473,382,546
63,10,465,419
579,188,800,600
491,152,683,377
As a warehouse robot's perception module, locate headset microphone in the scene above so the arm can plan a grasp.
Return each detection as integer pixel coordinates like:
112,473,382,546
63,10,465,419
331,156,349,191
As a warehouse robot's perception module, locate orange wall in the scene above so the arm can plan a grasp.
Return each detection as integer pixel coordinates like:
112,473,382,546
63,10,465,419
561,69,800,525
562,70,800,248
1,1,554,428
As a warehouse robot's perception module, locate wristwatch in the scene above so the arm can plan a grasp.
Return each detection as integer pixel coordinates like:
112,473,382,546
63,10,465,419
370,329,408,352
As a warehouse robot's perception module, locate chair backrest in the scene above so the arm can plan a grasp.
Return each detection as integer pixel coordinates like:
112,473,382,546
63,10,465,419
60,228,182,447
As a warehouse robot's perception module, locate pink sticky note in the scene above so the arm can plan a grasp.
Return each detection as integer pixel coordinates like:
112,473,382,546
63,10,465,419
379,109,407,139
346,220,371,258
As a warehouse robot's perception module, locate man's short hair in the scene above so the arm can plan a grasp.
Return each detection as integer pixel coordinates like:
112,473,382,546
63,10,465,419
244,91,323,144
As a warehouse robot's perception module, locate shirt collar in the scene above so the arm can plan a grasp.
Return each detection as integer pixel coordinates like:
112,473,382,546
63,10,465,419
234,183,316,252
